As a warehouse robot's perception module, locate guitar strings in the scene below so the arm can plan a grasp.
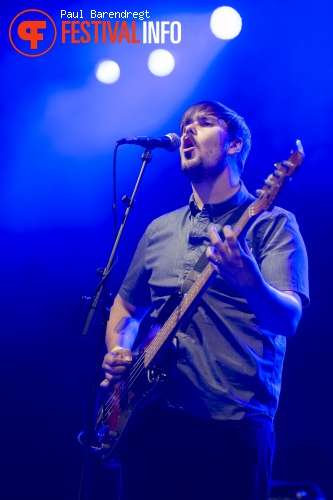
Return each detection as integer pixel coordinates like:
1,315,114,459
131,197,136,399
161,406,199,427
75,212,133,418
103,350,147,416
103,295,187,419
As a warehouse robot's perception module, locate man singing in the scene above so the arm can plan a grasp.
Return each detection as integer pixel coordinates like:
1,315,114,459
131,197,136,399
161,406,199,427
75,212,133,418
101,101,309,499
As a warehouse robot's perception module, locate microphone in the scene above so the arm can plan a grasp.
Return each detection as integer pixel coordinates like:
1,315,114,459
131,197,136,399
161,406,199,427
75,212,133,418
117,133,180,152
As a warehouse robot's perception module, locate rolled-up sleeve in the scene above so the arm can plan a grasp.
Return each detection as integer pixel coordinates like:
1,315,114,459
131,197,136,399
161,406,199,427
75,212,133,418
248,208,309,306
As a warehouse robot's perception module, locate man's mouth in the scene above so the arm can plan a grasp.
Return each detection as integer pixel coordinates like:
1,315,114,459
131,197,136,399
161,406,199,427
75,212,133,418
182,135,196,155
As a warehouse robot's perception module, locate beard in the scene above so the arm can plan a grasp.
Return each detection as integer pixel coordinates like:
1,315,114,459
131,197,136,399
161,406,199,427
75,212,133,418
181,151,227,183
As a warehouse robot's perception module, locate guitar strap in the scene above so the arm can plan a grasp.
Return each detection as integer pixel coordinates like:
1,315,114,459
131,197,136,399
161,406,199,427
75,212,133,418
181,196,254,295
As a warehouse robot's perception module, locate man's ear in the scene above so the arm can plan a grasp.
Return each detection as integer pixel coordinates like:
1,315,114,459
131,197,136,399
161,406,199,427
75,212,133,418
227,138,243,156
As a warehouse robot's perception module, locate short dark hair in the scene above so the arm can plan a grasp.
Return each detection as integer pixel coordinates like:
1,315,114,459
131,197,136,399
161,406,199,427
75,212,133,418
180,100,251,174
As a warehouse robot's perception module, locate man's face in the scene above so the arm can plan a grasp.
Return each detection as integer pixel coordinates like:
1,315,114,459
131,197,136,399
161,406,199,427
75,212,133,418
180,112,230,182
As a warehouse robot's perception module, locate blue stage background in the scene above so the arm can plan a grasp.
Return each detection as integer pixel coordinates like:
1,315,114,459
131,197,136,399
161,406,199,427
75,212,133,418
1,1,332,498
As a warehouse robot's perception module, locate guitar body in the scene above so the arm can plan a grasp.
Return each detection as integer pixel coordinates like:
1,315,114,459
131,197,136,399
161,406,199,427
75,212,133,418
93,353,165,467
92,294,181,467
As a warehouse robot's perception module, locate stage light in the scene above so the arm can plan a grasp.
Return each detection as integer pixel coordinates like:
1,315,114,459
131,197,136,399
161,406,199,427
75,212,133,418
95,60,120,84
147,49,175,77
210,6,242,40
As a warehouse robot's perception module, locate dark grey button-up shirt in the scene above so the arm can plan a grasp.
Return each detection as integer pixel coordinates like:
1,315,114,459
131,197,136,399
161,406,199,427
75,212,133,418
119,183,309,421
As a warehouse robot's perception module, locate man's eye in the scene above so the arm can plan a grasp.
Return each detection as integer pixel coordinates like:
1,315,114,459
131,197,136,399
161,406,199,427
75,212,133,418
203,121,213,126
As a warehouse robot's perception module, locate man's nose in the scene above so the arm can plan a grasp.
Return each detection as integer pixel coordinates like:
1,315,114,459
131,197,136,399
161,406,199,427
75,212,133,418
184,122,197,135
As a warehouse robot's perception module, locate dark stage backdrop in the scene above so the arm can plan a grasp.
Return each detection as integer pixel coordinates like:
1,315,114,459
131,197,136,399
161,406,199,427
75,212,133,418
1,1,332,499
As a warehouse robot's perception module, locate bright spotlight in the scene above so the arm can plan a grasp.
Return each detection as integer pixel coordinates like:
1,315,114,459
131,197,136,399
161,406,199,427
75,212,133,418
148,49,175,77
210,6,242,40
95,60,120,84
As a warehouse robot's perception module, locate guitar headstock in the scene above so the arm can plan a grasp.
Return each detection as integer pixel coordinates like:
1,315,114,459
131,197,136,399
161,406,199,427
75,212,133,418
251,140,304,215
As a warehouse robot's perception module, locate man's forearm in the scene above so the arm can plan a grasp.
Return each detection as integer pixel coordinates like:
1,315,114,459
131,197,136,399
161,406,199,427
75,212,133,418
106,315,139,351
105,294,146,351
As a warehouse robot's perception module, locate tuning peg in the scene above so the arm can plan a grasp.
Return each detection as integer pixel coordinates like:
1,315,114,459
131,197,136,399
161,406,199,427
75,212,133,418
291,139,305,157
265,175,274,187
296,139,305,157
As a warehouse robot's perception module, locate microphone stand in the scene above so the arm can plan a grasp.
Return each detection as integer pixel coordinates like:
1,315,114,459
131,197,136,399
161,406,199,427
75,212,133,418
80,147,153,500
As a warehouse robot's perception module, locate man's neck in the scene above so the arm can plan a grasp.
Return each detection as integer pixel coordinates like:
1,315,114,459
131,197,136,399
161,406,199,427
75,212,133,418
191,169,241,210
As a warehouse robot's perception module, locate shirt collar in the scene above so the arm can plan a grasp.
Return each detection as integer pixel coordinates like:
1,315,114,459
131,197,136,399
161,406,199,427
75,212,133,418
189,181,250,220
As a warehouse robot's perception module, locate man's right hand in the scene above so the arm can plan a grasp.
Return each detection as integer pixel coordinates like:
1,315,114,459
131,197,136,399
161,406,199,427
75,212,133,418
100,346,133,388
